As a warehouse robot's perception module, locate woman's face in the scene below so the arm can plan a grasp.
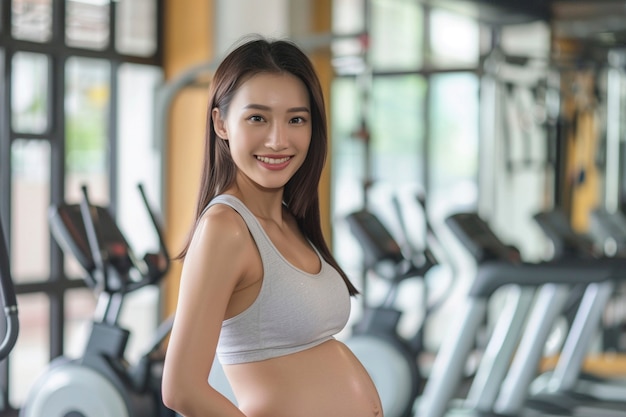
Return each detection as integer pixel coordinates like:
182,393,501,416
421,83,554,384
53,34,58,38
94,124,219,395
213,72,312,191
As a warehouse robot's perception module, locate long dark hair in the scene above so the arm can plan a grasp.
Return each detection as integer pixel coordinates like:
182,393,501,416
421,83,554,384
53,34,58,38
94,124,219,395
178,36,358,296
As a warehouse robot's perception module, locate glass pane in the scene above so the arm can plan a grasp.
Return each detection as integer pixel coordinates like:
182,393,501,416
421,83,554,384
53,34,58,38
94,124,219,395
370,0,423,71
116,0,157,56
117,65,163,354
363,75,425,267
332,0,365,35
332,37,366,76
10,293,49,406
11,140,50,283
429,72,479,210
331,75,426,279
331,77,366,276
64,288,97,359
11,0,53,42
430,8,479,68
117,63,163,255
370,75,425,190
65,57,110,206
11,52,49,134
66,0,110,50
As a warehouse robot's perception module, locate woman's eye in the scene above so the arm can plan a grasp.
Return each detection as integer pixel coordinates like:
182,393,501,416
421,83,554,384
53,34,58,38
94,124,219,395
249,115,265,122
290,116,306,124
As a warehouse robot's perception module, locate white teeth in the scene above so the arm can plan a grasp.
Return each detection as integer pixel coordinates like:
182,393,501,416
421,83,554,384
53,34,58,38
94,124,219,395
256,156,290,164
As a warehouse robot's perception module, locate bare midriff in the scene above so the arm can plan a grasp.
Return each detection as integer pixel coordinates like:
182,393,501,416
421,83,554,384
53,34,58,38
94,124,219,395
223,339,383,417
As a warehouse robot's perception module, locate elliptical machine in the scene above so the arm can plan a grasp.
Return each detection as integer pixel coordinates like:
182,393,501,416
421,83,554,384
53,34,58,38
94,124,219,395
0,219,20,362
344,192,450,417
20,184,175,417
0,217,20,415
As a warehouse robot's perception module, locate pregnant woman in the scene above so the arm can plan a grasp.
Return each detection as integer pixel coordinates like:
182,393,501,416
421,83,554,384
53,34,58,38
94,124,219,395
162,35,383,417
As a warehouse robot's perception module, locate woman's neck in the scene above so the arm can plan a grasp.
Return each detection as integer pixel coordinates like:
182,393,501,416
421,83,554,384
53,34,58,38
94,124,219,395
225,180,286,224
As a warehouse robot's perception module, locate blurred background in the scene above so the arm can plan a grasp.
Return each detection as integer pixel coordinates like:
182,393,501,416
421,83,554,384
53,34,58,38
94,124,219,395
1,0,626,414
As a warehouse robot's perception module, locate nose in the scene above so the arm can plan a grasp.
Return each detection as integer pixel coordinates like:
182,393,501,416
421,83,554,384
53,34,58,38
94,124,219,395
265,122,288,151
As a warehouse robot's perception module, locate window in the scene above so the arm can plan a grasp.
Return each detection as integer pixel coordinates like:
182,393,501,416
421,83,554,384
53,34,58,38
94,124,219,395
331,0,480,344
370,0,423,71
0,0,163,409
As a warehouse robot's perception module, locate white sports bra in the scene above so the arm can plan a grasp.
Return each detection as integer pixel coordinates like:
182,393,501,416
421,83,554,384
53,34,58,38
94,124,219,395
205,195,351,365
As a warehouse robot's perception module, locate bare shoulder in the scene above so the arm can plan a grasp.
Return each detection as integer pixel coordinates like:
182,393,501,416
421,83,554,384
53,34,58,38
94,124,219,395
202,203,248,237
190,203,251,259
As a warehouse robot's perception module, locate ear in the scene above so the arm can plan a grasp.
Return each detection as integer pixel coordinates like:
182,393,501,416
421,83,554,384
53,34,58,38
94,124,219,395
212,108,229,140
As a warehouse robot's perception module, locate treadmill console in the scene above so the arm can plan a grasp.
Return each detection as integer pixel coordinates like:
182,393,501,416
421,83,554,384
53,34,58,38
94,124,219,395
346,210,404,269
589,208,626,257
532,210,598,259
445,212,521,264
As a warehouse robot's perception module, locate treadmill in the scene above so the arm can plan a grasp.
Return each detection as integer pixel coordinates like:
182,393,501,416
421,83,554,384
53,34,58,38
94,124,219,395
417,211,625,417
493,209,626,417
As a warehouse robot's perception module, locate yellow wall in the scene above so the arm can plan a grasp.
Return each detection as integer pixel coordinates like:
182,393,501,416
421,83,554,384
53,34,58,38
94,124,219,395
161,1,333,317
162,0,214,316
310,0,334,243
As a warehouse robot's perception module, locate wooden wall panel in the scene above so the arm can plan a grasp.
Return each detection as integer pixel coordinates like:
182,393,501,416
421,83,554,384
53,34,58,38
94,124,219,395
309,0,334,244
163,0,214,316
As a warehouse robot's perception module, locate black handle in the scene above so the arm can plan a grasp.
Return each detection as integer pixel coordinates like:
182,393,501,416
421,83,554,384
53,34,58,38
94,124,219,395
79,185,108,292
137,184,170,282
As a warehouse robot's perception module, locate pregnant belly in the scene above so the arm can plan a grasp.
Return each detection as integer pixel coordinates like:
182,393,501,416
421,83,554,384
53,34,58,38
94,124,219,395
223,339,383,417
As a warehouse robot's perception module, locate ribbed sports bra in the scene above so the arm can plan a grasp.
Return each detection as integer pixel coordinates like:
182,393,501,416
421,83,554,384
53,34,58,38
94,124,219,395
205,195,351,365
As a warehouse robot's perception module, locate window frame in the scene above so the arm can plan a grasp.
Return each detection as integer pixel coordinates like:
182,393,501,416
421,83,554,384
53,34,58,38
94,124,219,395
0,0,164,410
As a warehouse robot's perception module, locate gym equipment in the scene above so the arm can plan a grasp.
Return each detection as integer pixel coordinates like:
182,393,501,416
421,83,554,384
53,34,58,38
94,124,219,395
533,209,601,260
392,193,457,317
589,207,626,258
589,208,626,350
0,217,20,411
0,220,19,362
343,194,446,417
0,219,20,415
20,184,175,417
518,209,626,415
418,211,626,417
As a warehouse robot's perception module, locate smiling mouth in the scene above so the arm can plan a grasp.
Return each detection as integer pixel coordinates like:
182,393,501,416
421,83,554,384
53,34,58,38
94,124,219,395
255,156,292,165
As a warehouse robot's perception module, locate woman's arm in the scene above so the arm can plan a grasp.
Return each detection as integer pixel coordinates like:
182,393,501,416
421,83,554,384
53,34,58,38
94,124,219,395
162,206,251,416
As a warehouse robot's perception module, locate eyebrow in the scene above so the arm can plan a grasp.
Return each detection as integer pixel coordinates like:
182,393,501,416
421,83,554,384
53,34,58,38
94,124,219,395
244,104,310,113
